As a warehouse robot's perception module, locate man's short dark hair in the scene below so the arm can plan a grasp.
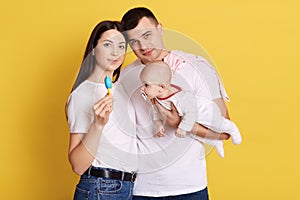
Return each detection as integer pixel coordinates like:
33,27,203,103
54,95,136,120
121,7,158,31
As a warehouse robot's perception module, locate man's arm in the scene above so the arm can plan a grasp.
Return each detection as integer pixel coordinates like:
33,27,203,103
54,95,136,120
191,123,230,140
213,98,230,119
153,100,181,128
154,100,230,140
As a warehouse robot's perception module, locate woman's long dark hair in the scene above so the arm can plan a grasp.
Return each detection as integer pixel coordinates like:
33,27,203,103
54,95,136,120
65,21,126,119
71,20,126,92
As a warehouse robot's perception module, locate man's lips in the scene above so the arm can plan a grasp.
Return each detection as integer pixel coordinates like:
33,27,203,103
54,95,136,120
142,49,153,56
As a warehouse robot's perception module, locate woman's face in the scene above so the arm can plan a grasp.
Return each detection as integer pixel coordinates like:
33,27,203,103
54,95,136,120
94,29,126,71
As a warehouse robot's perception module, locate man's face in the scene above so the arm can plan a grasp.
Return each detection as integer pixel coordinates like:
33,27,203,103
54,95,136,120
126,17,165,64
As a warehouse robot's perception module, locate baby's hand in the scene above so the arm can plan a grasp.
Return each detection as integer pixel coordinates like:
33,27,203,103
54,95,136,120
175,128,186,138
155,126,165,138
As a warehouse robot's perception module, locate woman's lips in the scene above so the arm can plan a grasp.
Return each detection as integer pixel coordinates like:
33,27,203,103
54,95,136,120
108,59,120,64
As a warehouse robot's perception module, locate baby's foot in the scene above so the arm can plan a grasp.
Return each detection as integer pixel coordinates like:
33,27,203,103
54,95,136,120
231,124,242,145
214,140,225,158
202,139,225,158
223,120,242,145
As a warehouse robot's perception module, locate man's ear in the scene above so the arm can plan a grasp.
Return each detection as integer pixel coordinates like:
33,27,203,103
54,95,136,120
157,23,163,35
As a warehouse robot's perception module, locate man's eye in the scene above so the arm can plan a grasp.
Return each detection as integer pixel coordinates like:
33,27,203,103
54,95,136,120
143,33,151,39
130,40,137,46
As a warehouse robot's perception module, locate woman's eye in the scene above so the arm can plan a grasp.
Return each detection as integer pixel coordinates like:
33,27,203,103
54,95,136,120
119,45,125,50
103,43,111,47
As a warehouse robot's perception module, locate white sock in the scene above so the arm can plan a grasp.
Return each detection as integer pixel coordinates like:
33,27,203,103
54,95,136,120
222,120,242,145
196,137,225,158
231,126,242,145
214,140,225,158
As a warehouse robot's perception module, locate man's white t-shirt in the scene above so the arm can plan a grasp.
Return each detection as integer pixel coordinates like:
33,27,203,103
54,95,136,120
67,80,138,173
119,50,229,196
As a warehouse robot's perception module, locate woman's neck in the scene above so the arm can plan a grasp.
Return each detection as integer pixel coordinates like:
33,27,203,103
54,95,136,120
88,67,113,84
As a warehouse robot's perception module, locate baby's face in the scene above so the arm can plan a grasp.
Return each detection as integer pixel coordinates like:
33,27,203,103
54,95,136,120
140,82,162,99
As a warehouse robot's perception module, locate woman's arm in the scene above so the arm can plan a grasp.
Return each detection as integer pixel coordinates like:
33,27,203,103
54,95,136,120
68,95,113,175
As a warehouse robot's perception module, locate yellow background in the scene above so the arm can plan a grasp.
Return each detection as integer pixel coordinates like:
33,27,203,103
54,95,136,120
1,0,299,199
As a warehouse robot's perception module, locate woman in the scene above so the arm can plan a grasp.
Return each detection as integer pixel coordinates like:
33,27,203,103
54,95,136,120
66,21,137,200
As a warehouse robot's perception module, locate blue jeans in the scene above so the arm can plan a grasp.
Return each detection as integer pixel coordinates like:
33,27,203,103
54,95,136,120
133,187,209,200
73,168,134,200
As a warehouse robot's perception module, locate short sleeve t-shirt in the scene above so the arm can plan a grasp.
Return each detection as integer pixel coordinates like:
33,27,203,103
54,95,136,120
67,80,138,172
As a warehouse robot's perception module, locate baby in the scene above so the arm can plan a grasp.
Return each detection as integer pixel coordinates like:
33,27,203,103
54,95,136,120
139,61,242,157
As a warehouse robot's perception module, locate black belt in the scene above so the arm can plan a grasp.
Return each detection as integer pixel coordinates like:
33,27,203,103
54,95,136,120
84,167,137,183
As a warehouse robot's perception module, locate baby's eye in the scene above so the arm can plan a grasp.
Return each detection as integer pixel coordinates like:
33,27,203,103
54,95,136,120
144,83,149,87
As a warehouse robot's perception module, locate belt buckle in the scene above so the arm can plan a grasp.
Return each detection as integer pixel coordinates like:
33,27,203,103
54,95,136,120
131,171,137,183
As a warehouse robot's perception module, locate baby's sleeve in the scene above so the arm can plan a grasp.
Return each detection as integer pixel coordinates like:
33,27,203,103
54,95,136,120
177,92,198,132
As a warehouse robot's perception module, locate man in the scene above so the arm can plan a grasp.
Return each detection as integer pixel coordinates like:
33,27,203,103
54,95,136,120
119,7,232,199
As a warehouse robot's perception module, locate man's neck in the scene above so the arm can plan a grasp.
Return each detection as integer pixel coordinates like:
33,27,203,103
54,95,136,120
157,49,170,61
140,49,170,64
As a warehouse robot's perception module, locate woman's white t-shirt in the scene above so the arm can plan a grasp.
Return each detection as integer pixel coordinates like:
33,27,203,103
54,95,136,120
67,80,138,172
